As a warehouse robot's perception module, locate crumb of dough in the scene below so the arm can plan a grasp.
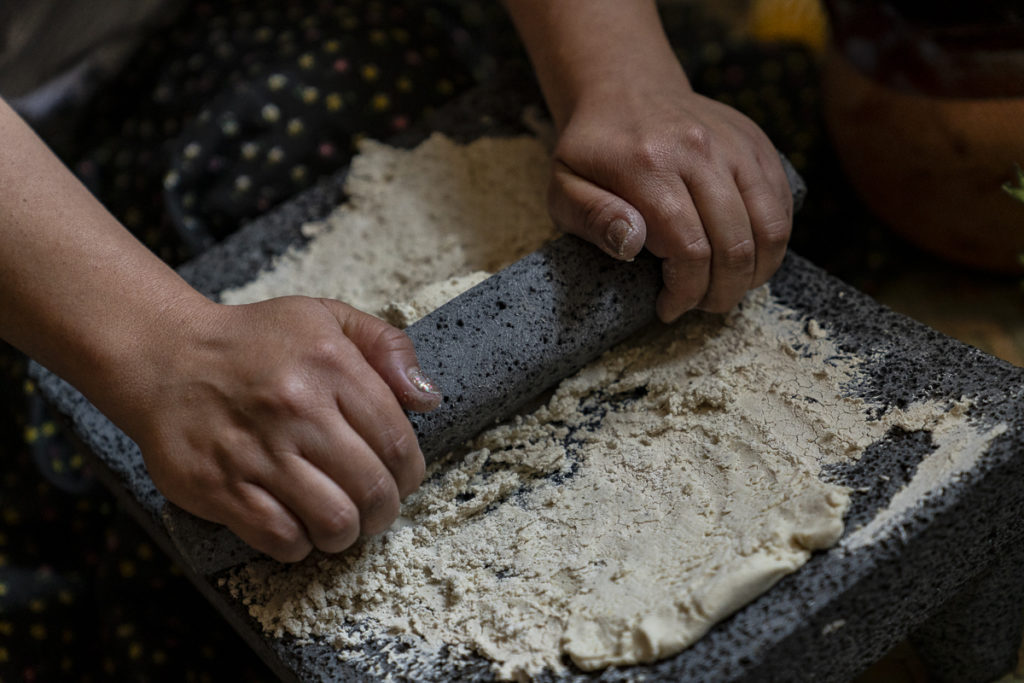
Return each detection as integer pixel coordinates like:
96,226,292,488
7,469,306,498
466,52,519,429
222,133,1001,681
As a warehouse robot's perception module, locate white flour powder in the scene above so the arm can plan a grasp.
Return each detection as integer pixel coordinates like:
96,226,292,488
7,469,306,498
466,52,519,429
221,133,1000,680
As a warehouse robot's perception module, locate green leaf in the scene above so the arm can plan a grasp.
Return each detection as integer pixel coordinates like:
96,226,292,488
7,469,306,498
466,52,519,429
1003,163,1024,204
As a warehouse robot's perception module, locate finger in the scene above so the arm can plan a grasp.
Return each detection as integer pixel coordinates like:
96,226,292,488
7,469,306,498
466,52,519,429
686,169,756,313
265,413,402,536
320,298,441,412
628,178,711,322
260,451,362,553
548,160,647,260
741,153,793,288
215,481,313,563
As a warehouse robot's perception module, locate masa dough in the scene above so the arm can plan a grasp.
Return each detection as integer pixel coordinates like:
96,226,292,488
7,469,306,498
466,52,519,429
222,133,998,680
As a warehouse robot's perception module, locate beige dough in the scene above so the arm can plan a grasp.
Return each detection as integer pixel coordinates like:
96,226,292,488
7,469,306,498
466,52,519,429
222,133,1001,681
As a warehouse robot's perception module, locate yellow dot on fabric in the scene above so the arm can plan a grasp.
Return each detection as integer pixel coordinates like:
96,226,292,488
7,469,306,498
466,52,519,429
23,379,35,394
241,142,260,161
153,650,167,664
372,93,390,111
361,63,380,81
41,422,56,438
0,554,7,567
234,175,252,192
298,53,315,69
2,509,19,526
119,560,136,578
286,118,305,136
437,79,454,95
221,118,240,136
391,27,409,43
50,459,65,474
325,92,343,112
301,86,319,104
0,532,6,544
29,599,45,613
137,543,154,560
342,16,358,30
261,103,281,123
163,171,180,190
0,647,8,663
62,657,73,670
323,39,340,53
129,642,143,660
58,589,74,605
369,29,387,45
23,426,38,444
0,621,11,635
62,628,73,643
183,142,202,159
396,76,412,93
267,146,285,164
267,73,288,91
103,657,116,675
0,583,8,597
256,26,273,42
69,454,83,469
116,623,135,638
290,165,308,182
30,623,46,640
181,193,196,209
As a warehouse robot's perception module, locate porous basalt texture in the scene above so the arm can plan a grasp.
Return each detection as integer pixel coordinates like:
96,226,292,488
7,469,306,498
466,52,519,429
32,79,1024,682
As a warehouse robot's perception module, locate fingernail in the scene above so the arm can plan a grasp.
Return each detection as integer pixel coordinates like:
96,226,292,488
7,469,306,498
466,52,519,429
407,367,442,399
606,218,635,257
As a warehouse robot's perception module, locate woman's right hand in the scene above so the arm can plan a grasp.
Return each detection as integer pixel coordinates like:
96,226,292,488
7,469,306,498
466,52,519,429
109,295,442,563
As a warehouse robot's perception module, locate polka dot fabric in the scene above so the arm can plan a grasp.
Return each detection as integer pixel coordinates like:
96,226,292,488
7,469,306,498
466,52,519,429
71,0,504,261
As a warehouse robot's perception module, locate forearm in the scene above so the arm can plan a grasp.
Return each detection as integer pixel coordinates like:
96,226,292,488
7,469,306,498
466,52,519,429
0,97,209,411
502,0,689,128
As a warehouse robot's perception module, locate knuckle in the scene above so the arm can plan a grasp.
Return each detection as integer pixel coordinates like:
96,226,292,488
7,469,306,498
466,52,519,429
356,472,400,534
259,518,311,563
757,216,792,250
314,502,360,548
270,372,316,417
677,235,713,265
378,424,416,469
720,238,757,269
680,124,713,159
375,324,414,356
630,137,672,172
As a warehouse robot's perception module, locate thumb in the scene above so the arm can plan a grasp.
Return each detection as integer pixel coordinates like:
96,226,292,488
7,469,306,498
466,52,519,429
548,160,647,260
319,298,443,412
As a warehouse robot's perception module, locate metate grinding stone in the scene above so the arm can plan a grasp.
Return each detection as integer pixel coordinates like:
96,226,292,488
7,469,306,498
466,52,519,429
32,82,1024,682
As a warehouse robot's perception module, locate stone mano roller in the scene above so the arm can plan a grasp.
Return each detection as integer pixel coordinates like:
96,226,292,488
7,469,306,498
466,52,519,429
410,155,806,462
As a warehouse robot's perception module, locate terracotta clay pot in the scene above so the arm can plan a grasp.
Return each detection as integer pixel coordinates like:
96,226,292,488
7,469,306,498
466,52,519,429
821,22,1024,273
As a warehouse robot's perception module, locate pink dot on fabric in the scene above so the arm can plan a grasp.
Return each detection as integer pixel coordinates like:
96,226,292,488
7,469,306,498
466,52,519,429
405,50,422,66
391,115,409,130
333,58,349,73
318,142,335,157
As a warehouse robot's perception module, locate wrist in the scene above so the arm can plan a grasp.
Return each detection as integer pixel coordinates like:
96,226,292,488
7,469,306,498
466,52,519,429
77,276,218,431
